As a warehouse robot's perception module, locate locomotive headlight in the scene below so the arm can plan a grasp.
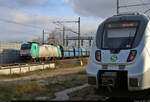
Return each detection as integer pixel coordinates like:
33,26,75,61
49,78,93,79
95,50,101,61
127,50,137,62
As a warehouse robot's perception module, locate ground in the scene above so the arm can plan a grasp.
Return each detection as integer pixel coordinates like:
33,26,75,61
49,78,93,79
69,86,104,101
0,62,88,101
0,60,148,101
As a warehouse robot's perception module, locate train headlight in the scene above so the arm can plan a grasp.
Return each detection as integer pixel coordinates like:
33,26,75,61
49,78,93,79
95,50,101,61
127,50,137,62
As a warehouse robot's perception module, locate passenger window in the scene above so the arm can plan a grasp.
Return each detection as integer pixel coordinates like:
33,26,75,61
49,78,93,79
34,46,36,50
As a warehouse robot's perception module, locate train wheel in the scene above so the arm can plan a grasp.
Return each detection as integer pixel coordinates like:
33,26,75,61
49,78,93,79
53,57,56,61
39,58,42,62
31,58,34,62
34,58,38,62
34,58,37,62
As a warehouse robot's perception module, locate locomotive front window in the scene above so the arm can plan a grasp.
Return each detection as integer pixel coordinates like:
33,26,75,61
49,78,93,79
102,22,139,49
21,44,31,50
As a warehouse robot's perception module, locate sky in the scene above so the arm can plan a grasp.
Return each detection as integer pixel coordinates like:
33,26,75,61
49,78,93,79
0,0,150,42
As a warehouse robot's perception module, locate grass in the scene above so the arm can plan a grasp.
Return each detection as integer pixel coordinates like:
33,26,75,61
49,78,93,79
44,72,87,99
0,59,88,101
46,77,87,92
68,86,98,101
0,82,46,101
0,70,88,101
56,63,81,69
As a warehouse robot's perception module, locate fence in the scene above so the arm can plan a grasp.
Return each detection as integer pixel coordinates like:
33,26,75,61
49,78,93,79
0,63,55,75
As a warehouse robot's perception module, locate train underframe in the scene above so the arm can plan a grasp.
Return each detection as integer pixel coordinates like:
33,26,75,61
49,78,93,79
20,54,89,62
88,69,150,99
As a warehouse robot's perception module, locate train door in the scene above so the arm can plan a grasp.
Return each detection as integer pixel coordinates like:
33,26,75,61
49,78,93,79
56,45,62,58
31,43,39,58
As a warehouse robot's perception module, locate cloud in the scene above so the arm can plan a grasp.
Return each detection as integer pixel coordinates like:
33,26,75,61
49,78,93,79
65,0,116,18
11,11,29,23
65,0,150,18
0,0,107,42
0,0,56,42
0,13,72,42
34,16,55,24
0,0,55,8
0,24,37,42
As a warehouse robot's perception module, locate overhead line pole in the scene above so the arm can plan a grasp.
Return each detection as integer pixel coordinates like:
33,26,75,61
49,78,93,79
63,26,65,46
53,17,82,65
42,29,44,45
78,17,80,49
56,27,80,46
53,17,80,48
117,0,119,14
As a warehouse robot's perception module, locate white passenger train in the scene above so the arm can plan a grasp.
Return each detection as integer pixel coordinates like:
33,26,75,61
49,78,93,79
86,13,150,98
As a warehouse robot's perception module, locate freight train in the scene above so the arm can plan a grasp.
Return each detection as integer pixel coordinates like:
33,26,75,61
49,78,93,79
86,12,150,98
20,42,90,61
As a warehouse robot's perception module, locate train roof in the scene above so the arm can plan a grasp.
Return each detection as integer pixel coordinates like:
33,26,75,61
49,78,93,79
103,12,149,23
96,12,149,49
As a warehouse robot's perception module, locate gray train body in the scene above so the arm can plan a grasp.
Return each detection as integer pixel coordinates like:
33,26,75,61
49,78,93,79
86,13,150,97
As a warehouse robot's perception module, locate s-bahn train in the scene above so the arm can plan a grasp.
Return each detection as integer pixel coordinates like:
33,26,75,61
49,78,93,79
20,42,90,61
86,12,150,98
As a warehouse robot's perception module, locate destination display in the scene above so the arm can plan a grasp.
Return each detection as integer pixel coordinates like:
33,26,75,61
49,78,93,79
107,22,138,28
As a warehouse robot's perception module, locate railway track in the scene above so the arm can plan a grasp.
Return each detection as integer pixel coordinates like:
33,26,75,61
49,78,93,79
0,57,89,68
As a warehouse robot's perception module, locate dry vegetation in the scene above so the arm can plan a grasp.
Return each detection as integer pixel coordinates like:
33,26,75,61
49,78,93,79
0,63,82,79
0,61,88,101
0,82,45,100
68,86,111,101
0,71,87,101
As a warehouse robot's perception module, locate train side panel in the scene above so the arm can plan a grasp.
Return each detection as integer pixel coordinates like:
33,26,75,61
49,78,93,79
69,47,74,57
38,45,59,58
74,47,79,57
82,48,86,56
52,46,59,57
64,47,74,58
64,47,69,57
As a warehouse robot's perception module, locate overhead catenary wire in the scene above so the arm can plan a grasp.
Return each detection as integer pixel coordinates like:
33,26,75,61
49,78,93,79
139,0,149,10
0,18,51,32
0,18,56,43
119,2,150,8
118,0,150,15
123,1,131,13
53,21,79,35
139,0,150,14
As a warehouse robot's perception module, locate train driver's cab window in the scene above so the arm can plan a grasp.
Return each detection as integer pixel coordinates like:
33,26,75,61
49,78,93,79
34,46,36,50
21,44,31,50
102,22,139,49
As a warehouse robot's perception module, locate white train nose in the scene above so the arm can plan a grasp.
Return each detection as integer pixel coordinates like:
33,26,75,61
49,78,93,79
86,13,150,97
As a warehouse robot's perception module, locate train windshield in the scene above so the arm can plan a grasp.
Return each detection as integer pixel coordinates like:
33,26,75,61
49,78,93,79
21,44,31,50
102,22,139,49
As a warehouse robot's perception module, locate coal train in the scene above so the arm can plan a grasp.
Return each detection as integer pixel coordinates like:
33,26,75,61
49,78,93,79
86,12,150,98
20,42,90,61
